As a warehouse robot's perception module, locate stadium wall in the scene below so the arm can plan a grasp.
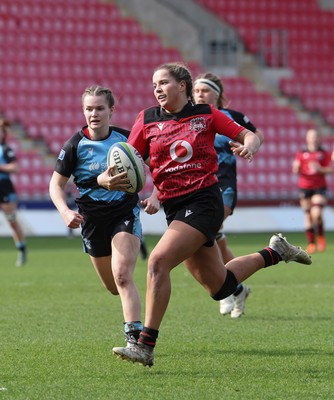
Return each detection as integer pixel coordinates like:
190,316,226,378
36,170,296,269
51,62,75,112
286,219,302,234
1,207,334,237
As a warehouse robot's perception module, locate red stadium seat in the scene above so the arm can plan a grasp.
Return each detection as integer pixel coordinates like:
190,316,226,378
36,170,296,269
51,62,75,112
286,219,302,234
1,0,328,202
195,0,334,127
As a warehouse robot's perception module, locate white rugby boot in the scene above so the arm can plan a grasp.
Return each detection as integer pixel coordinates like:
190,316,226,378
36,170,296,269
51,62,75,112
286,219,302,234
269,233,312,265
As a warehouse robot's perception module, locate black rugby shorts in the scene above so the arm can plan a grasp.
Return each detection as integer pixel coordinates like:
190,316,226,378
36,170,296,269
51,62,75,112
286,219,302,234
163,184,224,247
81,207,141,257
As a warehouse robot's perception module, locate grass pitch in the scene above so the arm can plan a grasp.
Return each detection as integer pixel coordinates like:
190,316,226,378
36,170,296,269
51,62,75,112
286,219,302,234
1,233,333,400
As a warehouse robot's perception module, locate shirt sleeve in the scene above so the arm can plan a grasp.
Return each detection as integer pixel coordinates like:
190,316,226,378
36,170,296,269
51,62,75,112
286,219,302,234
127,111,148,158
211,106,244,139
228,109,257,132
54,140,77,177
295,151,302,162
323,150,332,167
4,145,17,163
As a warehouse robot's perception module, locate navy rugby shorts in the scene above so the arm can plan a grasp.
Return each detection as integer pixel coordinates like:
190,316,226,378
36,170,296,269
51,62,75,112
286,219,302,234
81,204,142,257
0,179,17,203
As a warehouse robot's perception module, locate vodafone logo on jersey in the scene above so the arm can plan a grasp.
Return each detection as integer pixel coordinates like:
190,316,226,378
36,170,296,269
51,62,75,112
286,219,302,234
170,140,193,163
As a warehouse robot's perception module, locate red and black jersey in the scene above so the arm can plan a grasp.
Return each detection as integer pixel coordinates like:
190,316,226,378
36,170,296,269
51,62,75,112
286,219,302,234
295,147,331,189
128,102,244,202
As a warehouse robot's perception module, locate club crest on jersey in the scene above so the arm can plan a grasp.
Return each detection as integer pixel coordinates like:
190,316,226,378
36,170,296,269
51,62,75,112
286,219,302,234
189,117,206,132
157,123,165,131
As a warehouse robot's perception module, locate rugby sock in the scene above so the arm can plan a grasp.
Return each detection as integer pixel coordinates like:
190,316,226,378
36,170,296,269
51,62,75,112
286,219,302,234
258,247,282,267
124,321,143,342
306,228,315,244
138,327,159,348
16,242,26,251
317,223,324,237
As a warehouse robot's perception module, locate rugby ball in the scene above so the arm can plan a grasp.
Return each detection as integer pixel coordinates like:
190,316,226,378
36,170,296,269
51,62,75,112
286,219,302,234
107,142,146,193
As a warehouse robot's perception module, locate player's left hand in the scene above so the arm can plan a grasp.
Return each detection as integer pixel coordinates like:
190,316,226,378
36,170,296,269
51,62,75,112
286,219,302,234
229,141,254,162
97,166,131,191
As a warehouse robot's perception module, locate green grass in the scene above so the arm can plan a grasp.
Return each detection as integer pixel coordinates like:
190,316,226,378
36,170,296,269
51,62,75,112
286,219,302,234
1,233,334,400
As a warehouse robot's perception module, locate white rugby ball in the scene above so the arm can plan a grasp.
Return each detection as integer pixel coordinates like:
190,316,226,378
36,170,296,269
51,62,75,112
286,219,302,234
107,142,146,193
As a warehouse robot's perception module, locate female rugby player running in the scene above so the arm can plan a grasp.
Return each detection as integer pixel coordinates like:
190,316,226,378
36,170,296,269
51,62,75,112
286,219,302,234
49,85,159,349
112,63,312,367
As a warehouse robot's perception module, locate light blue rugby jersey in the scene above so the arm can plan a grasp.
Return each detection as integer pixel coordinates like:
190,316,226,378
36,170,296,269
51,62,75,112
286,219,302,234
55,126,131,203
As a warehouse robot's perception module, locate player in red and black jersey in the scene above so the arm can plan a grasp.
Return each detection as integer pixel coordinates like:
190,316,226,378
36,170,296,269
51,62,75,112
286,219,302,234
292,129,332,253
112,63,312,367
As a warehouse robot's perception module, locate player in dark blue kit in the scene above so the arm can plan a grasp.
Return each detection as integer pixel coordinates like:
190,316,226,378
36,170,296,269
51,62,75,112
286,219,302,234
49,85,159,347
194,72,264,318
0,118,27,267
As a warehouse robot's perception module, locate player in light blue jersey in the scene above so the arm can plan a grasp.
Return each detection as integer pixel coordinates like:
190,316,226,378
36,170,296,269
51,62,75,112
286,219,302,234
49,85,159,347
194,73,264,318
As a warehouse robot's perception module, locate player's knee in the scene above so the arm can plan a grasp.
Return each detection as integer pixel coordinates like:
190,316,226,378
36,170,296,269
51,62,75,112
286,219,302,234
311,203,324,209
114,268,132,289
5,211,17,222
147,252,169,280
211,270,238,301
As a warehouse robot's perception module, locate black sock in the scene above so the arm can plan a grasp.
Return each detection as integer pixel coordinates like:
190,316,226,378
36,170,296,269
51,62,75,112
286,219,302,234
233,283,243,296
127,330,140,342
258,247,282,267
17,244,26,252
139,327,159,348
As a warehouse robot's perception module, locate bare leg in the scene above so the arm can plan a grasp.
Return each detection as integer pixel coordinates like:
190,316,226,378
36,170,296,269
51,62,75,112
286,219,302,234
111,232,141,322
217,235,234,264
2,202,25,244
300,198,313,231
218,204,234,263
144,218,269,331
144,221,208,330
185,244,264,293
2,202,27,266
310,194,327,231
90,255,119,295
90,232,141,323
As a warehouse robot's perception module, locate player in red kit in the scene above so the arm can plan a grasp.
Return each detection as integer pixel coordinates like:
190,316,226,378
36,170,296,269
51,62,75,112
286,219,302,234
112,62,312,367
292,129,332,253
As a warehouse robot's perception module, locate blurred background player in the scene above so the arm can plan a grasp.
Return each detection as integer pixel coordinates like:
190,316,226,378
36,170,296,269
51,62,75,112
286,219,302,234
292,128,332,254
193,72,264,318
0,118,27,267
